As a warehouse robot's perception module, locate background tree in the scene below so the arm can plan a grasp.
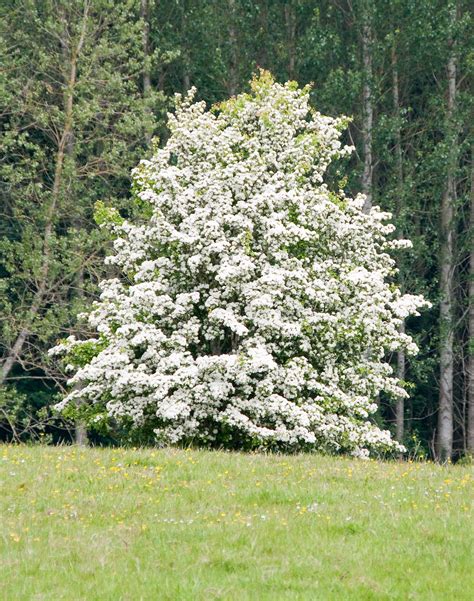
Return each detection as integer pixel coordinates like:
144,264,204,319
0,0,166,439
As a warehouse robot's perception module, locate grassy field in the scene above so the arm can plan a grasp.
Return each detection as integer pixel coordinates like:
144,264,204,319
1,446,472,600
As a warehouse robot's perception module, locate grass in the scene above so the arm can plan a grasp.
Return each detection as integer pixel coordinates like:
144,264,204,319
1,446,472,600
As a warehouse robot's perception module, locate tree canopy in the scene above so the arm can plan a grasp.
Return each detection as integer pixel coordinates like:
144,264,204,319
51,74,429,457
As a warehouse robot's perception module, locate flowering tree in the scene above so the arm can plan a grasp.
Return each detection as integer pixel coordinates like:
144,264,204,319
51,72,428,457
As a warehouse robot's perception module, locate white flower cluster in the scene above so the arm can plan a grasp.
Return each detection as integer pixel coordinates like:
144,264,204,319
52,72,429,456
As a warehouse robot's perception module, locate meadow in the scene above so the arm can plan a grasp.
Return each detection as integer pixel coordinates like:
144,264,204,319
1,446,472,600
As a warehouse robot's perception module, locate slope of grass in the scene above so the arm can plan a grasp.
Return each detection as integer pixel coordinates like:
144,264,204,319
1,445,472,600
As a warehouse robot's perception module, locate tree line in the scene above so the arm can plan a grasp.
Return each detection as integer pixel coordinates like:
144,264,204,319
0,0,472,461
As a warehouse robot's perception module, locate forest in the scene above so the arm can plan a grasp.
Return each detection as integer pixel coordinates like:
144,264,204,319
1,0,473,462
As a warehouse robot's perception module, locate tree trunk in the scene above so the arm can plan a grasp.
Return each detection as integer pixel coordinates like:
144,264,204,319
361,9,373,213
0,323,39,385
75,418,89,446
467,146,474,455
182,1,190,93
141,0,152,96
284,4,296,80
256,0,269,69
392,40,406,446
183,71,190,93
141,0,152,145
227,0,238,96
437,5,457,462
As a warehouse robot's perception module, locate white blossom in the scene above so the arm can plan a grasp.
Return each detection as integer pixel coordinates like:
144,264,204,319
51,73,429,456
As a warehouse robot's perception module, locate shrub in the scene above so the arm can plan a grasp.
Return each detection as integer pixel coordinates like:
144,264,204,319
51,72,428,457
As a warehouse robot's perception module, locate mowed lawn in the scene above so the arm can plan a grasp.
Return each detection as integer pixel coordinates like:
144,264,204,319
1,446,472,600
